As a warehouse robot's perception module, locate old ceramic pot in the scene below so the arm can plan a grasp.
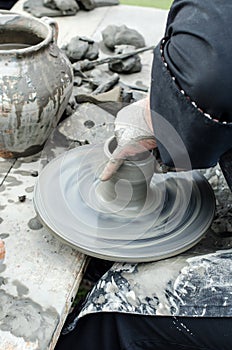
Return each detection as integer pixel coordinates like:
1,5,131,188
0,11,73,158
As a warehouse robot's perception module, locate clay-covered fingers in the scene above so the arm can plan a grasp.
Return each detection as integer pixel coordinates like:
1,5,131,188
99,98,157,181
99,137,157,181
99,157,124,181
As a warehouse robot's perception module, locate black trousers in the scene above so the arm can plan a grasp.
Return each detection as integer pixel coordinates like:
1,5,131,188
55,312,232,350
0,1,17,9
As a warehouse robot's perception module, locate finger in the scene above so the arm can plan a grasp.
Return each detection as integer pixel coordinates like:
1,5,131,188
138,138,157,150
99,138,156,181
99,158,124,181
116,138,156,156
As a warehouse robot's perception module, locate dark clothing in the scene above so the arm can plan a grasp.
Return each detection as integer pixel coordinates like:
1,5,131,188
165,0,232,122
56,312,232,350
0,1,17,9
150,0,232,170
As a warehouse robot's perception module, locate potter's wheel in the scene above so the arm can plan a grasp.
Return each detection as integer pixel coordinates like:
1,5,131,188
34,142,215,262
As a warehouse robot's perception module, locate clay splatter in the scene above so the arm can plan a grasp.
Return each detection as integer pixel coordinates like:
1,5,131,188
0,289,59,348
28,217,43,230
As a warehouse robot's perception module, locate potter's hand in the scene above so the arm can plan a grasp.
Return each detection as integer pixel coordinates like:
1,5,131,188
100,98,157,181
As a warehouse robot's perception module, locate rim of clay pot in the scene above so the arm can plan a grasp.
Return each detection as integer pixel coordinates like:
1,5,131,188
104,135,154,165
103,136,155,184
0,10,55,55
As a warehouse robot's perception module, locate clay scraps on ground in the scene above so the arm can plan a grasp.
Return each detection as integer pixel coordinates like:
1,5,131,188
23,0,119,17
60,25,152,119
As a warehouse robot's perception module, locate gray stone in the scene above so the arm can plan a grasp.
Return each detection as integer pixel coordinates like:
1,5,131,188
102,25,146,51
43,0,79,14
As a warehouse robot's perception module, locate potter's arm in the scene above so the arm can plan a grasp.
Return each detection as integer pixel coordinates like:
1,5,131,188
100,0,232,181
100,98,157,181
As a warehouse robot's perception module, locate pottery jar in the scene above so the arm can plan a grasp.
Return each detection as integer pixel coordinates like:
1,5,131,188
96,136,155,213
0,11,73,158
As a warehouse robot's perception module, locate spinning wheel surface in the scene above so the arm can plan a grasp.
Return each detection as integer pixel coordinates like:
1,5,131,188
34,143,215,262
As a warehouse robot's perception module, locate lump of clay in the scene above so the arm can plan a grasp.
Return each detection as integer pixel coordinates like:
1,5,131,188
43,0,79,15
108,45,142,74
85,41,99,60
77,0,119,10
102,25,146,51
93,0,119,7
24,0,119,17
77,0,95,10
63,36,99,62
86,68,119,94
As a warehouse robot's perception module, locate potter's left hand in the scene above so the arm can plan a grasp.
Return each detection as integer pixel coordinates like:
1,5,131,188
99,98,157,181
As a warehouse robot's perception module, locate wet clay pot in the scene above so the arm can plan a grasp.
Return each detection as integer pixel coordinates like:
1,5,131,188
0,11,73,158
96,136,156,215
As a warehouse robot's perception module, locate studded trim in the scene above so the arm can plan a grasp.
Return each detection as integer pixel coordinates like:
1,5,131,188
160,38,231,125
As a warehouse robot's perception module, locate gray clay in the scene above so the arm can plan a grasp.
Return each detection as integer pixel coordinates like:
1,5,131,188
24,0,118,16
81,0,119,9
109,45,142,73
66,37,89,62
34,137,215,262
24,0,76,17
43,0,79,14
88,68,112,88
28,217,43,230
64,36,99,62
94,0,119,7
85,42,99,60
109,55,142,73
78,0,95,10
102,25,146,51
87,68,119,94
92,73,119,94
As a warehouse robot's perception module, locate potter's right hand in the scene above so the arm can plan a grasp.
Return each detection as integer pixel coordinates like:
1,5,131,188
99,98,157,181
